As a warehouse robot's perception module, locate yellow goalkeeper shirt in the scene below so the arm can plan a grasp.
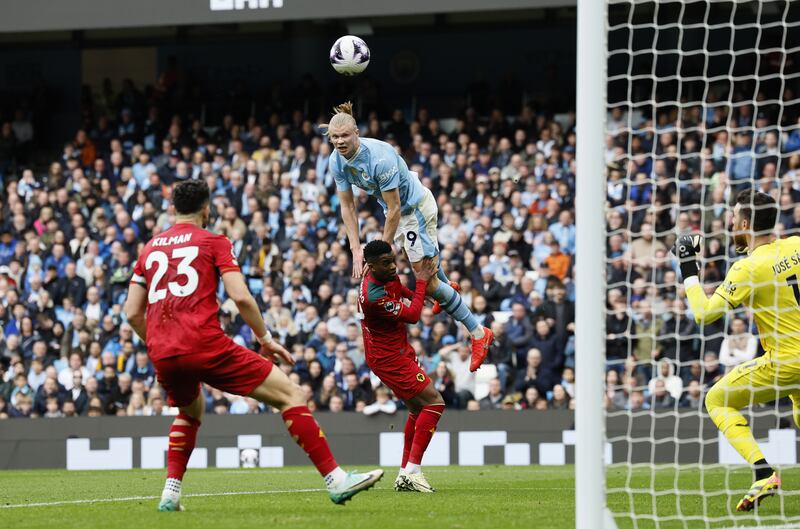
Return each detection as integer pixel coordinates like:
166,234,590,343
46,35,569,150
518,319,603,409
685,236,800,356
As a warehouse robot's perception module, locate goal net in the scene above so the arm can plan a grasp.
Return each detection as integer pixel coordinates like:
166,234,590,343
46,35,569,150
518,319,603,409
590,1,800,528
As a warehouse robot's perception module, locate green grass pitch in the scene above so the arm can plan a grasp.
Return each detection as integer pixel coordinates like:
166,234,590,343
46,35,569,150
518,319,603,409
2,466,800,529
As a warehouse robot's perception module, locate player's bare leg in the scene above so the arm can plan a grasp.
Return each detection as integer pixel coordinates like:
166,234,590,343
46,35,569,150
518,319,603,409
395,382,445,493
411,256,493,372
248,367,383,504
159,393,205,512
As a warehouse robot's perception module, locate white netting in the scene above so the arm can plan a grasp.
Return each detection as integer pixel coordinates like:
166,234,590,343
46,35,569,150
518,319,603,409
603,1,800,527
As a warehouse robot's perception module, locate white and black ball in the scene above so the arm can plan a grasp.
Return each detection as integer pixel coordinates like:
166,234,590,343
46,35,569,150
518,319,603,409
330,35,371,76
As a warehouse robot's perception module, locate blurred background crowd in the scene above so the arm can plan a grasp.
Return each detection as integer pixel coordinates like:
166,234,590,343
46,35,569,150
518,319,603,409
0,52,798,419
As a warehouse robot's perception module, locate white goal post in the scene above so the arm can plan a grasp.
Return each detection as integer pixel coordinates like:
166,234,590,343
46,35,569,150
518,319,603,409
575,0,610,527
576,1,800,528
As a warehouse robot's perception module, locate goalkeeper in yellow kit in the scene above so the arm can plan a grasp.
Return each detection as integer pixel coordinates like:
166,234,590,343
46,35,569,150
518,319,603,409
677,189,800,512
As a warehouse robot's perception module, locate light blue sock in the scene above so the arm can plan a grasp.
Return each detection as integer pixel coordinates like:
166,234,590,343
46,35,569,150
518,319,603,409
432,281,480,333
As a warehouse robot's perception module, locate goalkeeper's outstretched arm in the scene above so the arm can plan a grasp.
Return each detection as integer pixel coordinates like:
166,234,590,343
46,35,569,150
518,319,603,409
683,276,729,325
675,234,732,325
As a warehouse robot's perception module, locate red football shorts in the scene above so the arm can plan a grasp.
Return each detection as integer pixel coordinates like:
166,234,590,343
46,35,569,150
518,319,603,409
365,346,431,401
153,340,273,407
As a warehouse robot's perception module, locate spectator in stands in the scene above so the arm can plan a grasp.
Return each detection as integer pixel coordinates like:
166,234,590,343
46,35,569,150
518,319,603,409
67,370,89,415
626,390,649,411
559,366,575,398
34,376,62,415
129,350,155,387
43,396,63,418
476,266,505,312
515,348,552,394
479,378,504,410
58,352,88,390
650,379,676,409
628,223,666,271
605,369,623,409
108,372,132,412
543,240,571,281
126,392,146,416
340,372,369,411
632,299,661,364
62,399,78,417
537,280,574,366
727,131,755,190
83,376,101,407
718,317,758,371
520,387,540,410
549,384,571,410
27,359,46,391
328,394,344,413
147,394,166,416
430,360,458,408
702,352,724,387
647,359,683,400
327,304,356,339
442,342,475,407
656,298,698,362
362,386,397,416
487,321,514,391
315,373,339,411
10,393,33,418
530,319,563,375
548,210,576,255
505,302,535,366
679,380,704,409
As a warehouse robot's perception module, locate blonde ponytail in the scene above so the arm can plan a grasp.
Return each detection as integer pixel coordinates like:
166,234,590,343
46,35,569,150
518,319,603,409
319,101,357,134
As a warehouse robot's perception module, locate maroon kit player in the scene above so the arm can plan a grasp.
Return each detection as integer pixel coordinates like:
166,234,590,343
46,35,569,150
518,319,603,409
358,240,448,492
124,180,382,510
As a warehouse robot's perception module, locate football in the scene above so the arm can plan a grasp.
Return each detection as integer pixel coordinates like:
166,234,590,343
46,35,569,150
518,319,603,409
329,35,371,76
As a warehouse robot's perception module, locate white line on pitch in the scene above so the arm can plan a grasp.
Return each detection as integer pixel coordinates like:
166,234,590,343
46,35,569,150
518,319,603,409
716,525,800,529
0,486,559,509
0,488,322,509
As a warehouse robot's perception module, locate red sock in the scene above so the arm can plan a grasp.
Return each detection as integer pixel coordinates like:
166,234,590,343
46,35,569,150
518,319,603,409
401,413,419,468
282,406,338,476
408,404,444,466
167,413,201,480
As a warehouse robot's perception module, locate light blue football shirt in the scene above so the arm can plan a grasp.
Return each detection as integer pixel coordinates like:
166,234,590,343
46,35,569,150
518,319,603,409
330,137,425,213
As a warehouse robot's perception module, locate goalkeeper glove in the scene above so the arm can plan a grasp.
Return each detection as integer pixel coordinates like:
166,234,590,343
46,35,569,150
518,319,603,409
674,234,702,280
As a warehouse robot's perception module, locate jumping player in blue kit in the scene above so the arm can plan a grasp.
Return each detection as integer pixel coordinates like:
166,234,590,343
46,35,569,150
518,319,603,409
322,102,493,371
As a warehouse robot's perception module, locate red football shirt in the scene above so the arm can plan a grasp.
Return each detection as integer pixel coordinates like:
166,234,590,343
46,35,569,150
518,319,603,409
358,271,427,359
131,223,240,360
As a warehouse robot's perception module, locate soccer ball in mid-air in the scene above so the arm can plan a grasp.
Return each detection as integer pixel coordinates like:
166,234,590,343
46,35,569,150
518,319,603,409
330,35,370,76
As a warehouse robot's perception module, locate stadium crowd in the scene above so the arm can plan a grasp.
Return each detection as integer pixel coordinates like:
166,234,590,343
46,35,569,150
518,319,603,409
0,72,797,419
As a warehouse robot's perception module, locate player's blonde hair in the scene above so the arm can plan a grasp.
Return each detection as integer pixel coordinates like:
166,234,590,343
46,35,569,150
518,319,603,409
319,101,358,135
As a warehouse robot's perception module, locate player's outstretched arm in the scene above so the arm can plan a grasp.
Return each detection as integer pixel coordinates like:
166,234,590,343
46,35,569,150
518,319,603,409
221,271,294,365
337,188,364,278
674,234,729,325
395,257,439,324
124,283,147,341
684,280,729,325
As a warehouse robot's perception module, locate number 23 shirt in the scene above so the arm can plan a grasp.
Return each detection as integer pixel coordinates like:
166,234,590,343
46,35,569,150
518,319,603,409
131,223,240,360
